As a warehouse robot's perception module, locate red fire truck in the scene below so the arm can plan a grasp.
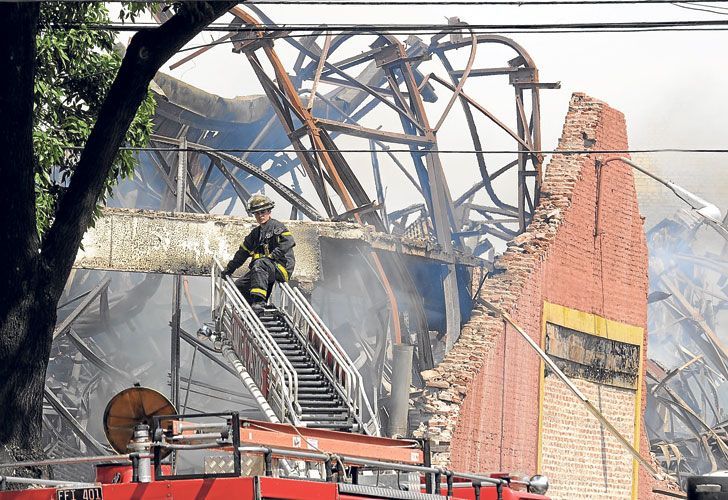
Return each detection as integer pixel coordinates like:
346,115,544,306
0,268,550,500
0,388,549,500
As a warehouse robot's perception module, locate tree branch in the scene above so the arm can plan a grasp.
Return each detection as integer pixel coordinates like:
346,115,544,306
41,2,237,294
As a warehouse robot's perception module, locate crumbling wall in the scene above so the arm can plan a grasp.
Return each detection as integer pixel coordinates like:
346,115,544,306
418,93,658,498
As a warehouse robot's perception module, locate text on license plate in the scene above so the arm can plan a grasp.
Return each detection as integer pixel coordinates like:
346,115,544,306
56,486,103,500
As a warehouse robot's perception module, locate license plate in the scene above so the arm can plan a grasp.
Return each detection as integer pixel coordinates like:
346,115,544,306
56,486,103,500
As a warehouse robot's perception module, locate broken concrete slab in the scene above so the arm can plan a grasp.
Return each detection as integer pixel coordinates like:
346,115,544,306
74,208,485,283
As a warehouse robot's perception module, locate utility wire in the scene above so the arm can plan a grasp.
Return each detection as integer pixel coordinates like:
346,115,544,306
52,19,728,32
173,24,724,51
671,1,728,13
689,1,728,9
66,146,728,154
111,0,728,4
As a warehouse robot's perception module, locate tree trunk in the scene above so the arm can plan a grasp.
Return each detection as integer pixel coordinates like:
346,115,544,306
0,1,235,470
0,280,57,466
0,2,46,468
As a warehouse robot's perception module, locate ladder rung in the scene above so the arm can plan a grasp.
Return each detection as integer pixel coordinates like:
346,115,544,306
300,407,348,413
279,346,303,353
297,387,333,395
297,400,343,407
223,301,358,434
292,368,318,374
301,415,351,422
298,381,327,388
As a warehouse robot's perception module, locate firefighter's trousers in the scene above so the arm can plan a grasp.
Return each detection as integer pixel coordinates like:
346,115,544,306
234,258,278,304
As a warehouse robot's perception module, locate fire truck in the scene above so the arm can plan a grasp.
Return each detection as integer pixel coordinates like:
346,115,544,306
0,398,549,500
0,262,549,499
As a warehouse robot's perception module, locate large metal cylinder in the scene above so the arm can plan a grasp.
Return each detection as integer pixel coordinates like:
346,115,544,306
388,344,414,437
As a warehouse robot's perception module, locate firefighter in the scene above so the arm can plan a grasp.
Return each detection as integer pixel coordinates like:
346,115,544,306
221,195,295,313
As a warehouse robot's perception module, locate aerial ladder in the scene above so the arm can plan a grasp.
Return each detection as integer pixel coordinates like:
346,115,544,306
203,259,380,436
0,260,552,498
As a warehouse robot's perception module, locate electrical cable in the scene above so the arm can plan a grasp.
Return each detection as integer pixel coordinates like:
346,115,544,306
58,0,728,5
172,24,724,52
172,25,728,53
670,1,728,13
49,19,728,33
241,0,728,3
65,146,728,154
688,0,728,9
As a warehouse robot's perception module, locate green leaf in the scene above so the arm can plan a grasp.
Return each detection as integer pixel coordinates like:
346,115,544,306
33,2,157,238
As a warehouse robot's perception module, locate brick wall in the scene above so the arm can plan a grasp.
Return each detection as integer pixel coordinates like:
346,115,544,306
540,378,636,498
416,93,663,498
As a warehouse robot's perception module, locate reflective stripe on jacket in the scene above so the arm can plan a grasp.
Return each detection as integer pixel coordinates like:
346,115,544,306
224,219,295,280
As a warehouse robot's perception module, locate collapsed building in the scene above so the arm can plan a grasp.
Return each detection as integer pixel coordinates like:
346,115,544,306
417,94,656,499
42,5,713,498
634,167,728,483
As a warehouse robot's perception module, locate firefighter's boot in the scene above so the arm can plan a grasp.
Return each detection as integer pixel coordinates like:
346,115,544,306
251,300,265,315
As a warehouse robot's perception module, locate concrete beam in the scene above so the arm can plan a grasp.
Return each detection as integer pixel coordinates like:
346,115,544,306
74,208,486,282
366,232,485,268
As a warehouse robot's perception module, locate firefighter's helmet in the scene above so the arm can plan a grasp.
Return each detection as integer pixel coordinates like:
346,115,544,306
248,194,275,214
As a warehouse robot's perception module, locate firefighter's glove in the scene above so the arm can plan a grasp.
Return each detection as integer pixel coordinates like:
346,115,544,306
220,269,230,279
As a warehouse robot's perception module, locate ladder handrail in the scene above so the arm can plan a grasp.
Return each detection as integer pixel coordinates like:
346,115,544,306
290,286,380,437
211,259,300,423
223,279,301,420
277,282,380,436
277,285,356,407
218,277,290,416
284,286,357,405
211,259,378,434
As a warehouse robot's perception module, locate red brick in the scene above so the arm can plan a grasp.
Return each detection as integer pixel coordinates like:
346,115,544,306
415,93,661,498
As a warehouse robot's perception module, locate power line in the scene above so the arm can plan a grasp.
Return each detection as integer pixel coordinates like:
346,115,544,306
688,1,728,9
173,25,723,52
129,0,728,4
67,146,728,154
671,1,728,14
53,19,728,33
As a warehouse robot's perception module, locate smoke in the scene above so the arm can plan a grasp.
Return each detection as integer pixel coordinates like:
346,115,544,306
641,208,728,478
46,270,266,478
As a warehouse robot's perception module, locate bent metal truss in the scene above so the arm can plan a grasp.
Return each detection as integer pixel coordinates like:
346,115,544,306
146,5,558,348
44,7,559,474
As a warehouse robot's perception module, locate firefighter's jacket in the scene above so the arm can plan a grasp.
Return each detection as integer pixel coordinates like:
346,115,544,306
225,219,295,281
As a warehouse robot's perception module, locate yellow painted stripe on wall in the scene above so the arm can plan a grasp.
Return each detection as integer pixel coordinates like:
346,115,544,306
538,301,644,500
541,301,643,346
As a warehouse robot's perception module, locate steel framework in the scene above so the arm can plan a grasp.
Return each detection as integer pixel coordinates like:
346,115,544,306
152,7,557,251
45,7,559,467
645,211,728,482
144,6,556,350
